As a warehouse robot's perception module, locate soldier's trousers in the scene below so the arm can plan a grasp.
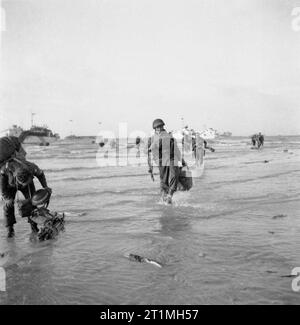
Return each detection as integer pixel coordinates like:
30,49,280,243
159,165,180,196
2,182,36,227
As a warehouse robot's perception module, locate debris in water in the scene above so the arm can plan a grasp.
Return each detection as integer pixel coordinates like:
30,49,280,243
268,231,275,235
266,270,277,274
280,274,297,278
244,160,271,165
126,253,162,268
272,214,287,220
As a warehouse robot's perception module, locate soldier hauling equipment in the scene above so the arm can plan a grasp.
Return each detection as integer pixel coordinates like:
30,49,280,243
148,119,186,204
148,119,198,203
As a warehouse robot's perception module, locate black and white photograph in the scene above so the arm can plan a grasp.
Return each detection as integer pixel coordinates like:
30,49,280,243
0,0,300,307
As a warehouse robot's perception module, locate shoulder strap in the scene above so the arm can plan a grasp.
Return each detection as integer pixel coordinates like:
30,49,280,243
12,157,25,165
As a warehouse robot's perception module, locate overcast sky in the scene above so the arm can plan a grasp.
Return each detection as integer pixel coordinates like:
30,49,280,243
1,0,300,137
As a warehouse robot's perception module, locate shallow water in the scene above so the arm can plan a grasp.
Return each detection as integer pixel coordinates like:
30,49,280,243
0,136,300,305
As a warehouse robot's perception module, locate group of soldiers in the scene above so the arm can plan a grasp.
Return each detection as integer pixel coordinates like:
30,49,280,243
0,119,212,239
251,132,265,149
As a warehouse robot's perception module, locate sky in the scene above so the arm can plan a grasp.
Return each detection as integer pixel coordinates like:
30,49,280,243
0,0,300,137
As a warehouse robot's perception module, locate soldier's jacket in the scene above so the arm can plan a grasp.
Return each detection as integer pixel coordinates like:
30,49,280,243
0,158,47,194
148,130,182,167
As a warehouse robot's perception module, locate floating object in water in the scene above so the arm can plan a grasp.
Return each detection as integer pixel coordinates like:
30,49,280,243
198,252,206,258
268,231,275,235
30,208,65,241
126,254,162,268
280,274,297,278
272,214,287,220
264,160,270,163
283,149,288,153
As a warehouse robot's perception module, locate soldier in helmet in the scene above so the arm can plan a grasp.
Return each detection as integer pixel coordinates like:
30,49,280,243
148,119,185,204
0,158,52,238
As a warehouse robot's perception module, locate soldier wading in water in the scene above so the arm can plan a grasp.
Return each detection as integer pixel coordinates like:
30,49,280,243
147,119,186,204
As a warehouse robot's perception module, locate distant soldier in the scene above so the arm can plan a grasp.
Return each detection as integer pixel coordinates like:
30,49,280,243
192,134,215,164
258,133,264,148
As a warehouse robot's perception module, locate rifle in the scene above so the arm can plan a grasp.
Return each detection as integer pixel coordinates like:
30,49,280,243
147,138,155,182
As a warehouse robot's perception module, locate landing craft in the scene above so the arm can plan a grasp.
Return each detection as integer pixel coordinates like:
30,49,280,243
2,125,60,146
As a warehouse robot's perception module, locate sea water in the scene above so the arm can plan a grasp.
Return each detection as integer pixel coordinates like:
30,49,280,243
0,136,299,305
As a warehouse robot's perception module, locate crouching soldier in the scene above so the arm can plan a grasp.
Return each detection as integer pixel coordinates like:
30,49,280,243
0,158,52,238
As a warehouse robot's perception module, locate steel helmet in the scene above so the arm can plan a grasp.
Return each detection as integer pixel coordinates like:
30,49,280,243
31,189,51,206
152,119,165,129
8,136,22,152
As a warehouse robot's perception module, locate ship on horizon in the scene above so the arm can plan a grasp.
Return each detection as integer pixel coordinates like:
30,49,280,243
2,124,60,146
217,131,233,138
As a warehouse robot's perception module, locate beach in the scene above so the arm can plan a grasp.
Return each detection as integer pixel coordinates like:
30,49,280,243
0,136,300,305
